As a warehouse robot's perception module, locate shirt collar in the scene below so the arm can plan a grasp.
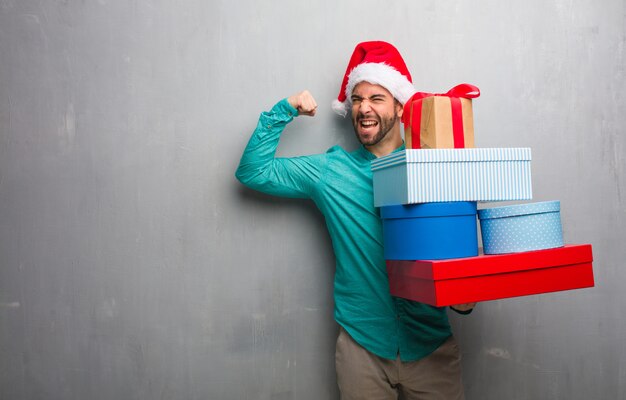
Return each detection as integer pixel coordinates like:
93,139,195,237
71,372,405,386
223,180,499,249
358,142,406,160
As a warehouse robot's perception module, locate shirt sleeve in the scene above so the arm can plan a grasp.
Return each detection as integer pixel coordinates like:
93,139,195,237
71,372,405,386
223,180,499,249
235,98,325,199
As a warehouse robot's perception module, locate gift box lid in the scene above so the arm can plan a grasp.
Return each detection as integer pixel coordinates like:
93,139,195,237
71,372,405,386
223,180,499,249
380,201,477,220
478,200,560,220
371,148,532,171
389,244,593,281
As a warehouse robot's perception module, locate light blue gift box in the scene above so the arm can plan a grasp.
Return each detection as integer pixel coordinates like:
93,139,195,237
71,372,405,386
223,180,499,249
371,148,532,207
478,201,564,255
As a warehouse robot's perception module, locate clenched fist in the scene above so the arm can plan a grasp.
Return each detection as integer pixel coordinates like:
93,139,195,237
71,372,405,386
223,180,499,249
287,90,318,117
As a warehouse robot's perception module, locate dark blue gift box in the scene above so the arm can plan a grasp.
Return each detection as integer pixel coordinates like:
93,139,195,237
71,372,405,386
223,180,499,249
381,202,478,260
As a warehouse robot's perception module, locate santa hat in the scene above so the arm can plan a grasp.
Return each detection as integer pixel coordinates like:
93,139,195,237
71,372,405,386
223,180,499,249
332,41,416,117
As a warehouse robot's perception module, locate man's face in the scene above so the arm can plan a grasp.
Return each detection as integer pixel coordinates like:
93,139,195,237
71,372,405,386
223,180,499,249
350,82,402,147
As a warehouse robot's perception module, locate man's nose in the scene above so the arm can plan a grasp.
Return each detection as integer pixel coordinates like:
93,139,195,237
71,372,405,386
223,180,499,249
358,99,372,113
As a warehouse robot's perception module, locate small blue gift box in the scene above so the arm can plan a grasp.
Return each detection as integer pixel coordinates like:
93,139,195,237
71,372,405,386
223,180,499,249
478,201,564,255
381,202,478,260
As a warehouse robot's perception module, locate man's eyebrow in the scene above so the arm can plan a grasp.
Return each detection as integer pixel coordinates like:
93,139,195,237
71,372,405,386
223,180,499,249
351,93,388,100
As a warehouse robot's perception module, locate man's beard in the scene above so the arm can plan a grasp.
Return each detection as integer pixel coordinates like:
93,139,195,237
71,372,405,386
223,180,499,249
352,111,399,146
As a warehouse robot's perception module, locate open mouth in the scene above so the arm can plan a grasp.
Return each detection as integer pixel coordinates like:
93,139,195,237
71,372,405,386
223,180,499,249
359,119,379,130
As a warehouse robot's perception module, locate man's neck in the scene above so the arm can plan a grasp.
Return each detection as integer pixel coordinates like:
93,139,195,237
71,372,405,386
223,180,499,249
365,128,403,158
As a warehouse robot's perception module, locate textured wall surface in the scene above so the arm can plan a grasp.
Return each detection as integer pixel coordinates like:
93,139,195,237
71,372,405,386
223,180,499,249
1,1,625,399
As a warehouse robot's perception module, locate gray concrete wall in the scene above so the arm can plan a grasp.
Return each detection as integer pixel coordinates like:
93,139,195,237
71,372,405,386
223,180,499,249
1,1,624,399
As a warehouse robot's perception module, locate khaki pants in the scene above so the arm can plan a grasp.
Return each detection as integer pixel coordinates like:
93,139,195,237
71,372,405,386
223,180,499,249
335,328,465,400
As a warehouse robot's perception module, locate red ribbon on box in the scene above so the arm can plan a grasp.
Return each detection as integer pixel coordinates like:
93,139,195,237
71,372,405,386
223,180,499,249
402,83,480,149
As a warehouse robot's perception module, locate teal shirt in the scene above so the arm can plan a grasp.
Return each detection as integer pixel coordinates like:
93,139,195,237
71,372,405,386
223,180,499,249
236,99,451,361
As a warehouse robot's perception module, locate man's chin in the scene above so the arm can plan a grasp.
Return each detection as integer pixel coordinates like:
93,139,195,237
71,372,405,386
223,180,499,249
357,132,377,144
358,134,383,146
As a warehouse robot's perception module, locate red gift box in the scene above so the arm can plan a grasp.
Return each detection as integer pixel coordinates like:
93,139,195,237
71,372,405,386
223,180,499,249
387,244,594,307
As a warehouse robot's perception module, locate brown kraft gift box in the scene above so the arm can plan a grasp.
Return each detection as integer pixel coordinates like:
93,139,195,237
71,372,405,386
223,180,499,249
402,83,480,149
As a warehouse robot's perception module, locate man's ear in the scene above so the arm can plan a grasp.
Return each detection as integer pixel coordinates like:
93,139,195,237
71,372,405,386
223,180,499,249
396,101,404,119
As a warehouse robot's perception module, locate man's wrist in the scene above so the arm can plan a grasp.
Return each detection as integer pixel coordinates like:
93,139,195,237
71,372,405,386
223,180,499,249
279,98,298,117
260,99,298,129
450,306,474,315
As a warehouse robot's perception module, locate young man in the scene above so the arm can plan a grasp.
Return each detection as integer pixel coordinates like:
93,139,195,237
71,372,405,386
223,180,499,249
236,41,474,400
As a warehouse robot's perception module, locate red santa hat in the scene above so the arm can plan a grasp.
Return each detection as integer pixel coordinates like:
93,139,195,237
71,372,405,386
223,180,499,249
332,41,416,117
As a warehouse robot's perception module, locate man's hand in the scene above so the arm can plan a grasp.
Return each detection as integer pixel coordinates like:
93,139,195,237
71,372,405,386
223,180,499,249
287,90,318,117
450,303,476,313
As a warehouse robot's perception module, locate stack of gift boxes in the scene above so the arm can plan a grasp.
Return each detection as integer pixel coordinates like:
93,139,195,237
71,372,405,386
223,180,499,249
372,84,595,307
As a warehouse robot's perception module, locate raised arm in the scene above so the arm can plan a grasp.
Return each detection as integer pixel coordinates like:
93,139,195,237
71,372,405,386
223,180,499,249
235,91,324,199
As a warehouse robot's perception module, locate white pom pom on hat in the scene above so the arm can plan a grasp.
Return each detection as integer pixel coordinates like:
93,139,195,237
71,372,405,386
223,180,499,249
332,41,416,117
